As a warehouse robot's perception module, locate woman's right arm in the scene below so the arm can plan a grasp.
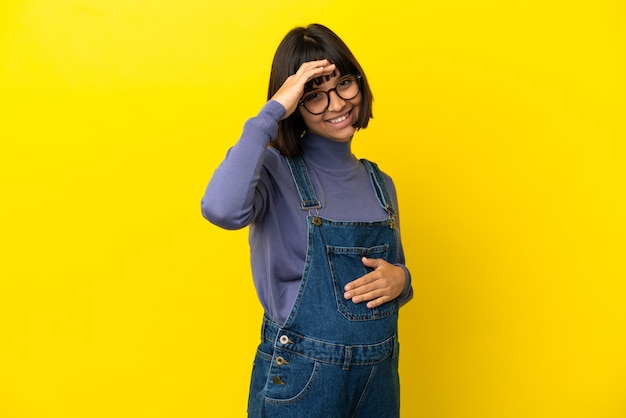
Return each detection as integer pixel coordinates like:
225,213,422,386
202,59,336,229
201,100,285,230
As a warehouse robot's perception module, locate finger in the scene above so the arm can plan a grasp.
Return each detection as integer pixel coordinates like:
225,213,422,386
302,59,331,70
366,296,391,309
298,60,336,80
361,257,385,269
296,60,327,75
351,288,388,305
345,291,390,308
344,271,376,292
344,277,387,301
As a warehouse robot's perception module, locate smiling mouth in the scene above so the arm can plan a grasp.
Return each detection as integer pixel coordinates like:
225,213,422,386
327,111,351,124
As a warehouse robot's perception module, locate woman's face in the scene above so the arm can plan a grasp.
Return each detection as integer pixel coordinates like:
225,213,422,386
298,71,362,143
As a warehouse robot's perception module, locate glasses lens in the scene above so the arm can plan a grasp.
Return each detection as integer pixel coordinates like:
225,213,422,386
336,75,360,101
301,75,361,115
302,91,327,115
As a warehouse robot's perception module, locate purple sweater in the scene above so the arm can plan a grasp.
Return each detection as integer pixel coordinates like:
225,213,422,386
202,100,413,325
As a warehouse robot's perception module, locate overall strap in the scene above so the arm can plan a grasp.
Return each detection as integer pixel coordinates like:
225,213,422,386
285,156,322,211
360,159,396,216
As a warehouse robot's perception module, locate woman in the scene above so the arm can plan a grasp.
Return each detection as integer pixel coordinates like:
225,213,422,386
202,23,413,418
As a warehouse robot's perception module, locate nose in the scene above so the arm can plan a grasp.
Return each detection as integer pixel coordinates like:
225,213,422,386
327,89,346,112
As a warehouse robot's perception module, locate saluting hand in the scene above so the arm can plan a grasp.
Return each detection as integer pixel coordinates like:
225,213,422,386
343,258,407,309
270,59,336,119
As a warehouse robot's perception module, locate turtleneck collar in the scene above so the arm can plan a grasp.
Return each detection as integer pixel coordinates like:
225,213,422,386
299,132,359,171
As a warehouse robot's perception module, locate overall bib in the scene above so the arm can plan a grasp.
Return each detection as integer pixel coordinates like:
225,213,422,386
247,156,401,418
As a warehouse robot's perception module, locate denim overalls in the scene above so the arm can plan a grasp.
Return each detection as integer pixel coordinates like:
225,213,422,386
247,156,401,418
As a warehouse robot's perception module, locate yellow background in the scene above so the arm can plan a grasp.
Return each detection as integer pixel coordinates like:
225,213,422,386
1,1,625,417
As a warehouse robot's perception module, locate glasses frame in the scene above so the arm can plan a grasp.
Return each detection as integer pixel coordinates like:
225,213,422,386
298,74,362,115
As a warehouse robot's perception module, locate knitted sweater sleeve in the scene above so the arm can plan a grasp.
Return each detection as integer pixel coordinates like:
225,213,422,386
385,176,414,307
201,101,286,229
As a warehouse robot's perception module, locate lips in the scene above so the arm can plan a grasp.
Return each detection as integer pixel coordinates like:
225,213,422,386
327,110,351,124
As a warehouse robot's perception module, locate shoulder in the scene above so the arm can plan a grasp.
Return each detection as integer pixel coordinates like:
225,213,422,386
262,147,288,171
258,147,296,190
360,158,396,183
360,158,400,201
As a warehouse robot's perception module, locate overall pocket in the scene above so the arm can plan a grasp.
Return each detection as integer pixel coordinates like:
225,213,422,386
327,244,398,321
264,350,321,404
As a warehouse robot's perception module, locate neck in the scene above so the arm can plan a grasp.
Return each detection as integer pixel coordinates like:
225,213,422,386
300,132,357,170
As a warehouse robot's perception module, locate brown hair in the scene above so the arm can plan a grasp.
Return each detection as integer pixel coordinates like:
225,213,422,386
267,24,374,157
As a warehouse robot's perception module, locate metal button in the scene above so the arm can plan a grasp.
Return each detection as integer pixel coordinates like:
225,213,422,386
275,356,289,366
279,335,290,344
272,376,285,385
312,216,322,226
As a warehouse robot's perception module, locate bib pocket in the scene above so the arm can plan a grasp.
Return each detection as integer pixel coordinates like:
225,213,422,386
327,244,398,321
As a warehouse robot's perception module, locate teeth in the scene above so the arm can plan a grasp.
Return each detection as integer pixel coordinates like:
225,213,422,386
329,114,349,123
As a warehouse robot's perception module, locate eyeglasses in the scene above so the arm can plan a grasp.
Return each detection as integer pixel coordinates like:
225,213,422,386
299,74,362,115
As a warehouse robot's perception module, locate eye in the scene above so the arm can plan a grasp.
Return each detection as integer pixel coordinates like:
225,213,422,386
338,77,353,89
303,92,324,103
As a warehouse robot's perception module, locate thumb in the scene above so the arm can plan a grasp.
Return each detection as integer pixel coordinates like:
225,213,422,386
361,257,384,268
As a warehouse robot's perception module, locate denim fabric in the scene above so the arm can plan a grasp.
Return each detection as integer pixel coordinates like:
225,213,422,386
247,157,401,418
